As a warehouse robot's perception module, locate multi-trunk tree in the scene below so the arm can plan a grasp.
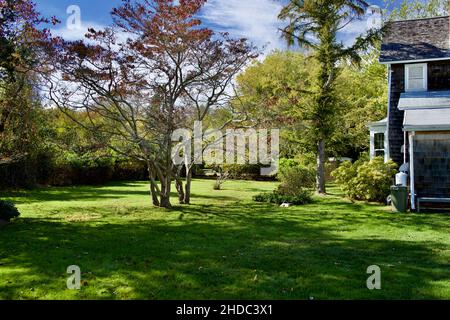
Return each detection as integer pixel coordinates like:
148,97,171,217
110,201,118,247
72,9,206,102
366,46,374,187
46,0,256,208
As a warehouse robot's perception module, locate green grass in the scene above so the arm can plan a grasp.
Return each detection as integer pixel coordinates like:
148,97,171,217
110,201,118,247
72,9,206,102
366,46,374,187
0,180,449,300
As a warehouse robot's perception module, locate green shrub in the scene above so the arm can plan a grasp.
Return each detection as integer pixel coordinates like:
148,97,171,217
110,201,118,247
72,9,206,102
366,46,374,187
278,158,301,170
279,153,316,168
279,157,314,172
253,190,312,205
0,200,20,221
332,157,397,202
277,165,315,196
217,163,263,179
252,158,315,206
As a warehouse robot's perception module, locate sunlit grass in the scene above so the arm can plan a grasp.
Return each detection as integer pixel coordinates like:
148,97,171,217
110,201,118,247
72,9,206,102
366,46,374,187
0,180,449,300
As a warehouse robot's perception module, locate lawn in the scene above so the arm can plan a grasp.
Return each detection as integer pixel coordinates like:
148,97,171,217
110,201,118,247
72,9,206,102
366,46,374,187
0,179,449,300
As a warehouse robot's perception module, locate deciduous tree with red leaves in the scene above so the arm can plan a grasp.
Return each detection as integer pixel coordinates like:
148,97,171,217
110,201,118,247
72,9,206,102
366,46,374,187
47,0,256,208
0,0,57,81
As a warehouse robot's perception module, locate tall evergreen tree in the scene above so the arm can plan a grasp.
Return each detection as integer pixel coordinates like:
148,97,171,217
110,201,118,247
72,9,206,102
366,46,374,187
279,0,381,193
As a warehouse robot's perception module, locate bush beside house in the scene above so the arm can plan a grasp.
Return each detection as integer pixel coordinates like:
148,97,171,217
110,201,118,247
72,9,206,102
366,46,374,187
332,157,397,202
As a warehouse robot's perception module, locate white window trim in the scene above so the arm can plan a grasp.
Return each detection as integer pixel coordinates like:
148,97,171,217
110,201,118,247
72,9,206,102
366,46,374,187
374,133,385,155
370,129,389,163
405,63,428,92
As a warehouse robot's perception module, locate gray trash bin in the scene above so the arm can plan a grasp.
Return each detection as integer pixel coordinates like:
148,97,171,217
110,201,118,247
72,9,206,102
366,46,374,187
391,185,408,213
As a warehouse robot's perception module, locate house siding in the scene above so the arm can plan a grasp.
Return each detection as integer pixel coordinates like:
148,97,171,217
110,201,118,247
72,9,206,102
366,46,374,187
414,132,450,197
388,61,450,166
428,61,450,91
389,64,405,166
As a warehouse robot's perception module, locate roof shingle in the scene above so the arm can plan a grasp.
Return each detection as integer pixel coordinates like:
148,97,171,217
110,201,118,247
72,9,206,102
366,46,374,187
380,16,450,63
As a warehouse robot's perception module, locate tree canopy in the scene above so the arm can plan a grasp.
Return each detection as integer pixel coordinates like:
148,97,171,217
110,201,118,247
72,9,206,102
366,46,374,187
236,49,387,162
278,0,382,193
385,0,449,21
46,0,256,208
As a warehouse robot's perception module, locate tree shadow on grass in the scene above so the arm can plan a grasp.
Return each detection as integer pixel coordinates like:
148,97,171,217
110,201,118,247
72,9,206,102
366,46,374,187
3,181,241,205
177,201,450,238
188,193,238,202
1,184,151,204
0,214,448,300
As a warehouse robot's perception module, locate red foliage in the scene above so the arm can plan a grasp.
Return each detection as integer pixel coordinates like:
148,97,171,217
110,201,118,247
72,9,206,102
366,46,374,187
56,0,257,103
46,0,258,208
0,0,60,78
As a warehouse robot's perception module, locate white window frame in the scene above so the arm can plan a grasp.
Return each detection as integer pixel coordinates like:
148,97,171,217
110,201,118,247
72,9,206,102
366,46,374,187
405,63,428,92
374,132,386,156
370,128,389,163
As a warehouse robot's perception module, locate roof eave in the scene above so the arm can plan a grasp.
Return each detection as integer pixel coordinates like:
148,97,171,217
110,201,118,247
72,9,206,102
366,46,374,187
399,106,450,111
403,125,450,132
367,118,388,129
379,56,450,65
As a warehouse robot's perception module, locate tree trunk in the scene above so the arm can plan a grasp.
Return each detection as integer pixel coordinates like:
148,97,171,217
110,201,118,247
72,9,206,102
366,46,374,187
149,180,160,207
175,176,185,204
316,139,326,194
159,176,172,209
148,161,172,209
147,163,160,207
183,166,192,204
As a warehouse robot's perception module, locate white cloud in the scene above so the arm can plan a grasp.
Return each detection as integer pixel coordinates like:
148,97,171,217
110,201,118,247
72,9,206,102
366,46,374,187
51,22,106,41
338,9,383,47
51,22,132,49
340,19,369,35
201,0,286,54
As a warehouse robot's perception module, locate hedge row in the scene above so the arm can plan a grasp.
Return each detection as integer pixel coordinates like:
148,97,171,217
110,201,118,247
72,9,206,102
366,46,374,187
0,153,148,188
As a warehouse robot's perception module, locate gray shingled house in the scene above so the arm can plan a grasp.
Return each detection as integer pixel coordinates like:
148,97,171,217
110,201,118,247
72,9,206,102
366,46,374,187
368,11,450,211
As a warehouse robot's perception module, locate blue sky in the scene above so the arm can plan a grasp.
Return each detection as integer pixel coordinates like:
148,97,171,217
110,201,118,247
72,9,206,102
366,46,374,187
35,0,396,53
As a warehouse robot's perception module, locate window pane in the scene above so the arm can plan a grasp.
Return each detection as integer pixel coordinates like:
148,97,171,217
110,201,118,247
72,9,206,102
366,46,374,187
409,66,423,79
374,133,384,150
407,65,426,91
408,79,424,90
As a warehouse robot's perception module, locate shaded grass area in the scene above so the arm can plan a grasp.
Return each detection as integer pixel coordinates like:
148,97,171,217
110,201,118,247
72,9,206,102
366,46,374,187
0,180,449,300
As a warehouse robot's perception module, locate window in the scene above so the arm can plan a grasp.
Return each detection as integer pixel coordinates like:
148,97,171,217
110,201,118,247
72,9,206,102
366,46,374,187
369,120,388,162
405,63,427,92
374,133,385,157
